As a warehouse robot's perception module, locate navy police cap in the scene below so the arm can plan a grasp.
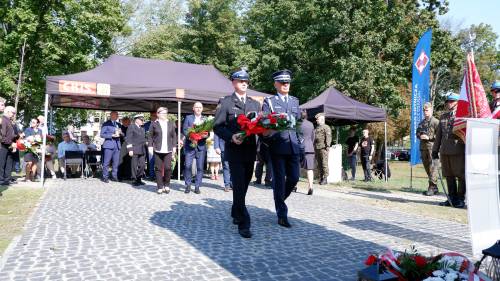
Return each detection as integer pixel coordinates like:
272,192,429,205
272,69,292,83
230,69,250,81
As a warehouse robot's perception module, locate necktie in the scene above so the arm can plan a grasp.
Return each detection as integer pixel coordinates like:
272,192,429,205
241,97,245,104
284,96,288,104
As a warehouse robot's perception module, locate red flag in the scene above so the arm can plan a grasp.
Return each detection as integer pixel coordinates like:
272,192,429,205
452,53,492,142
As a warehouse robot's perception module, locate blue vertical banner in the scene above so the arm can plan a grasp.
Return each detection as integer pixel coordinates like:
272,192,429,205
410,29,432,166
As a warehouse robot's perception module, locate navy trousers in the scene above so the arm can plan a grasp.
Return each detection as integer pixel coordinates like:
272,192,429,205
270,153,300,219
229,161,254,230
220,151,231,188
184,148,206,188
103,147,120,179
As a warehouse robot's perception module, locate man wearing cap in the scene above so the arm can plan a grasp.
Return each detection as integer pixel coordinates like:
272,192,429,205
126,114,147,186
432,92,466,208
100,111,124,183
214,68,261,238
182,102,207,194
417,102,440,196
314,113,331,185
490,81,500,113
262,69,302,228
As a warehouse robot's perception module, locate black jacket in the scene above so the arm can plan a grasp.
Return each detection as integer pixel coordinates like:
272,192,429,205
214,93,260,162
0,115,15,145
125,124,147,155
147,120,177,153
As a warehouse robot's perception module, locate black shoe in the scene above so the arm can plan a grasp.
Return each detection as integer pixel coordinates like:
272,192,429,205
194,187,201,194
132,181,141,187
184,186,191,193
101,178,109,183
10,178,17,183
319,179,327,185
1,181,10,186
238,228,252,238
264,181,272,187
137,180,146,185
110,177,118,182
278,218,291,228
454,200,465,208
233,218,242,225
292,186,297,192
439,200,452,207
307,188,313,195
253,180,262,185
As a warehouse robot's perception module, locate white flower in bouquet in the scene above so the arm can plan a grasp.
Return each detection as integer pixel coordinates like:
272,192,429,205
432,270,446,277
423,277,444,281
444,272,458,281
34,135,42,142
27,135,35,142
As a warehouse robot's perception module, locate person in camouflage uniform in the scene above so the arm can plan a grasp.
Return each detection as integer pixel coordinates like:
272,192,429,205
314,113,331,185
432,93,466,208
417,102,440,196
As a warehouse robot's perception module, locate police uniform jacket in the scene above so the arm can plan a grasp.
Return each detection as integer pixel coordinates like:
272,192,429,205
100,120,123,150
262,94,302,155
432,110,465,156
213,93,260,162
125,124,147,155
416,116,439,150
314,124,331,150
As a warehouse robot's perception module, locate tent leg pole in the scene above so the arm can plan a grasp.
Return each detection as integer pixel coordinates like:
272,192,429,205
384,121,388,182
177,101,181,182
40,94,49,188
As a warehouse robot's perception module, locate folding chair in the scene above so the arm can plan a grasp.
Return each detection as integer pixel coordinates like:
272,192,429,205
64,150,84,180
84,150,101,178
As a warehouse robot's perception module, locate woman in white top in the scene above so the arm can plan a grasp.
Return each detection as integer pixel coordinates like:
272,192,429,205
147,107,178,194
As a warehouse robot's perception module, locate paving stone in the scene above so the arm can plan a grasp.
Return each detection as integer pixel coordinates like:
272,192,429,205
0,178,471,280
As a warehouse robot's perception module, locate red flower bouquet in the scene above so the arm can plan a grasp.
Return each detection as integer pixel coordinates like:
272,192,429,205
187,116,214,148
236,112,297,139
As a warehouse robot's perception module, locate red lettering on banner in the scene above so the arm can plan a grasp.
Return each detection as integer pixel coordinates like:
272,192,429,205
58,80,97,95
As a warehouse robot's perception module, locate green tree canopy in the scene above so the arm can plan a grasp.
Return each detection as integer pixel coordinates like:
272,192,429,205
0,0,127,129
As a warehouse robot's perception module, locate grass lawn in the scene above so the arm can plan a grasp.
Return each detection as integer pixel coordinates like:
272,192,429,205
0,185,44,256
335,161,433,193
297,160,468,224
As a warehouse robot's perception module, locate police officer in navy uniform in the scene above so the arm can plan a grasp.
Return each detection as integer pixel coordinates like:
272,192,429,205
262,69,302,228
214,68,261,238
100,111,124,183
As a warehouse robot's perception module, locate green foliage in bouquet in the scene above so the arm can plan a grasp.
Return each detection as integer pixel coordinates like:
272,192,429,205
397,246,439,281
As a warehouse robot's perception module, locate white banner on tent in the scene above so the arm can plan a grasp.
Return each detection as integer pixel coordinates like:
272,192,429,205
465,118,500,257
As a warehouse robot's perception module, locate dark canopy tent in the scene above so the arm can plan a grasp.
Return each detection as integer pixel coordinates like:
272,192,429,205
45,55,269,113
300,87,386,125
41,55,269,186
300,86,388,181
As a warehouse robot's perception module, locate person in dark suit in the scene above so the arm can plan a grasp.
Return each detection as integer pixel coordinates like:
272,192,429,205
254,137,273,187
262,69,302,228
100,111,123,183
214,68,260,238
144,111,157,180
214,133,232,192
299,110,315,195
118,116,132,181
148,107,178,194
182,102,207,194
126,114,147,186
0,106,17,186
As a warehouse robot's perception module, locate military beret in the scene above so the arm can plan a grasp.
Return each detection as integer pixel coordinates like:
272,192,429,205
272,69,292,83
